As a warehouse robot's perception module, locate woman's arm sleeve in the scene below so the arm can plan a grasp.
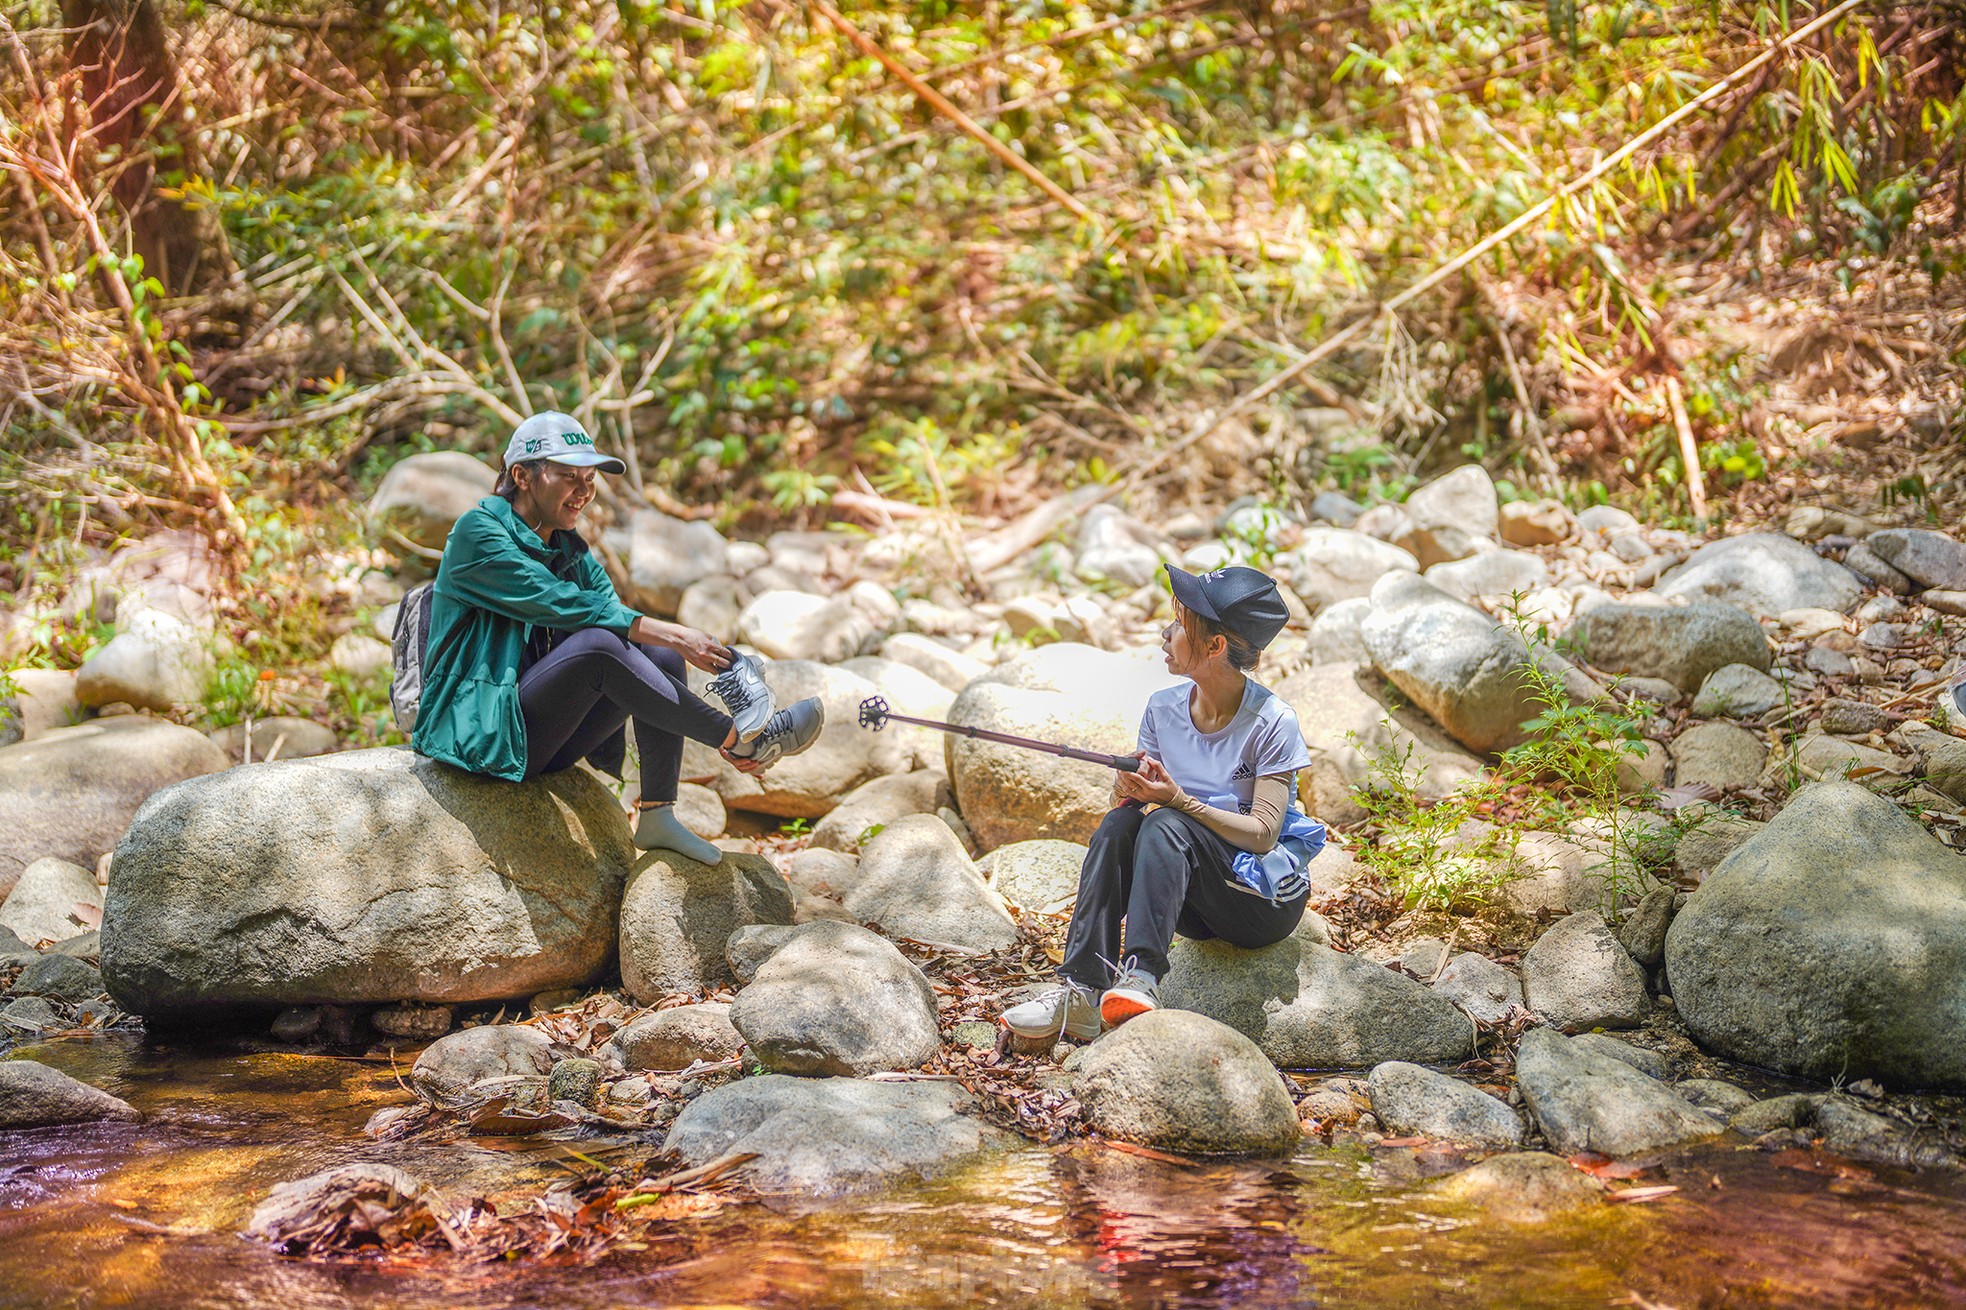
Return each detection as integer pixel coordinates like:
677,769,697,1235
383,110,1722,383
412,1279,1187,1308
440,518,641,634
1168,774,1292,853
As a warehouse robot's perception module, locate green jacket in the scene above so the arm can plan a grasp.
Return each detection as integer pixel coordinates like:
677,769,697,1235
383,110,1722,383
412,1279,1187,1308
412,495,642,781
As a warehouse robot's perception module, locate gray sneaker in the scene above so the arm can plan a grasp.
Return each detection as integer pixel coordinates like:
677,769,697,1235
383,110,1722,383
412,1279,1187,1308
708,651,774,741
1099,962,1159,1028
727,696,824,767
1003,981,1101,1042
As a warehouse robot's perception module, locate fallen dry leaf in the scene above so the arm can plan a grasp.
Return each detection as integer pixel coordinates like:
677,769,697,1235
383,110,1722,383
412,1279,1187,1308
1569,1152,1655,1180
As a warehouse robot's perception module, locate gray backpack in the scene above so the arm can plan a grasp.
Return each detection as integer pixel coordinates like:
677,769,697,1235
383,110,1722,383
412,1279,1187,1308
388,582,436,734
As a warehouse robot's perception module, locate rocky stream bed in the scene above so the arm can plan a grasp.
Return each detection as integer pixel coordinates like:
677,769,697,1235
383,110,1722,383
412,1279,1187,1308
5,458,1966,1306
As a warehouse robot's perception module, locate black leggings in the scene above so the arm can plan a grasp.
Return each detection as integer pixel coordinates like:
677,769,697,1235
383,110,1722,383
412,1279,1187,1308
517,628,731,803
1060,804,1308,988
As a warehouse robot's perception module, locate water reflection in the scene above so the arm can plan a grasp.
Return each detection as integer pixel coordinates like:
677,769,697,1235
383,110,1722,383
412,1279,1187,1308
4,1036,1966,1309
1051,1149,1318,1307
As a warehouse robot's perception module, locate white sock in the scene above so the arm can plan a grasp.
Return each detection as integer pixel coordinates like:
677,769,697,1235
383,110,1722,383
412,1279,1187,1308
633,804,722,864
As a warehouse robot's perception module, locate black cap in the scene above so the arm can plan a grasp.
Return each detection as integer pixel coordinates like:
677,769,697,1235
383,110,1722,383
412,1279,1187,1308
1165,564,1290,651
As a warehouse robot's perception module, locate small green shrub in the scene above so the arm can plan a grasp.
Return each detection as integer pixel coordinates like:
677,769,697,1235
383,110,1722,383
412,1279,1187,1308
1350,607,1665,916
1349,736,1519,912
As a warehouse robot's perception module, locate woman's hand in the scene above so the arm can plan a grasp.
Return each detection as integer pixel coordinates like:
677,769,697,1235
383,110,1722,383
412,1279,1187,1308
633,617,732,672
1115,754,1181,807
722,744,768,777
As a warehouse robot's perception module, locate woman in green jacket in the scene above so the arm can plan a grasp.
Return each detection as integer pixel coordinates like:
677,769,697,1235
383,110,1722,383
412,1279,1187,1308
412,414,823,863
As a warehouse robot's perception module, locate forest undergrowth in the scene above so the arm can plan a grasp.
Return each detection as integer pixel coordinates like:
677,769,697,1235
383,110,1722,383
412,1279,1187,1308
1,0,1963,684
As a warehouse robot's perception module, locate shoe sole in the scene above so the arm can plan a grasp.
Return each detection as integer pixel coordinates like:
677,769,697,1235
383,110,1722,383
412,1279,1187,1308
1099,993,1156,1026
1003,1018,1102,1042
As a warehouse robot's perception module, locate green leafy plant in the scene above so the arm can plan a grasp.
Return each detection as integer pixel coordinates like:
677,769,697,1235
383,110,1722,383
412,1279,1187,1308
1351,605,1666,916
1349,734,1520,911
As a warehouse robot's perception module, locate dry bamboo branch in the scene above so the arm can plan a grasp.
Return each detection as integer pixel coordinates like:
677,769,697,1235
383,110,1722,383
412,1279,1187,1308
807,0,1094,224
1664,375,1707,519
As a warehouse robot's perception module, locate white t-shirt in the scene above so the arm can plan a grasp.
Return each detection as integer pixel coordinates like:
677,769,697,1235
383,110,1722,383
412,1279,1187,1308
1137,679,1312,815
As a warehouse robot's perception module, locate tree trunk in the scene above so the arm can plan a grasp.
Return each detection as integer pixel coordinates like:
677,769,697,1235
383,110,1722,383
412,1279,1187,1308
61,0,217,295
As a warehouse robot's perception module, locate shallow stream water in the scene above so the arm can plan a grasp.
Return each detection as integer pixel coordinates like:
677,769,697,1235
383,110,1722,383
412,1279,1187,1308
5,1035,1966,1309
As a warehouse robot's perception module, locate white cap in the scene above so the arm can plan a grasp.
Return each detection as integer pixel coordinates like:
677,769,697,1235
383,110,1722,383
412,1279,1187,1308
501,412,625,474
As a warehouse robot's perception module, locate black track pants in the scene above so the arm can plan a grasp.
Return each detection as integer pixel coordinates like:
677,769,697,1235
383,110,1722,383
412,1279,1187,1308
517,628,731,802
1059,804,1309,988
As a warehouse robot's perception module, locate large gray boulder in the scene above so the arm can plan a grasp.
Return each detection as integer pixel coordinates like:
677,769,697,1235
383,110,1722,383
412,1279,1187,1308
663,1075,1011,1195
808,770,951,854
410,1025,556,1108
625,508,728,617
1866,529,1966,591
1492,827,1665,919
1367,1061,1524,1148
1431,952,1524,1026
1075,505,1170,588
1653,533,1862,618
0,857,100,948
1424,551,1550,604
1514,1028,1718,1157
724,924,805,985
1665,781,1966,1088
879,633,990,694
1672,810,1765,884
0,1059,140,1128
728,921,942,1076
246,1164,450,1250
1162,925,1473,1068
366,450,496,551
1567,602,1770,692
839,656,955,771
1691,664,1790,719
1430,1152,1605,1223
1278,529,1419,610
1669,722,1767,792
1074,1010,1301,1155
735,590,876,665
1307,597,1374,665
982,839,1085,914
682,661,910,819
100,748,632,1020
5,668,82,742
1395,464,1500,568
844,814,1018,951
10,953,103,1002
618,849,794,1002
1520,913,1648,1032
0,717,227,900
1359,572,1559,755
945,645,1180,851
1275,662,1485,826
208,717,340,764
676,575,748,643
611,1002,742,1071
76,608,214,712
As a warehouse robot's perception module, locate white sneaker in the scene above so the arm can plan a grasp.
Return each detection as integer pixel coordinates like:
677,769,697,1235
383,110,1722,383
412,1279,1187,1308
1099,963,1159,1028
1002,982,1102,1042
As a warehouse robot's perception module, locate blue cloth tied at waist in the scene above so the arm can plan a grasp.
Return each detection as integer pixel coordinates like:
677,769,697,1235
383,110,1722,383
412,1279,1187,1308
1198,794,1328,904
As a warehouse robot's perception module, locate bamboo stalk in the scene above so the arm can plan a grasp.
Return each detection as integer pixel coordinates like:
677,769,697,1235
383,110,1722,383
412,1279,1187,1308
1119,0,1866,488
1664,375,1708,519
806,0,1094,224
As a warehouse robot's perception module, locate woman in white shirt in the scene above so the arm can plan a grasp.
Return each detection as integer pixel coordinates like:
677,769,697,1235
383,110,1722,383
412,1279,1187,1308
1004,564,1320,1041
